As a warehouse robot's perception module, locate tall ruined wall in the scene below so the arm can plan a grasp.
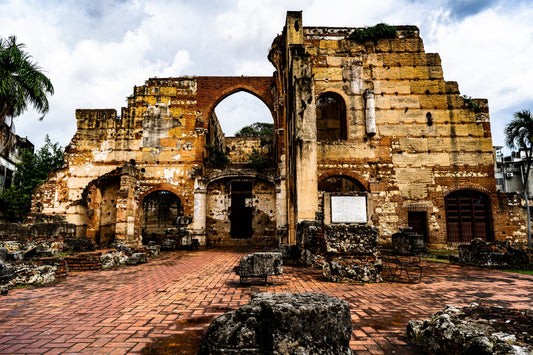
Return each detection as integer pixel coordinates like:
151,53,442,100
31,76,277,246
302,26,497,247
32,78,206,244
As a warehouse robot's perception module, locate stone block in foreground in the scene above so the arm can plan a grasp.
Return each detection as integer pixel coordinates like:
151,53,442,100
237,252,282,283
199,292,352,354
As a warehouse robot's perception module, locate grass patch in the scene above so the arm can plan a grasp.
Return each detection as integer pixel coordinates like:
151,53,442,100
422,257,451,264
501,269,533,275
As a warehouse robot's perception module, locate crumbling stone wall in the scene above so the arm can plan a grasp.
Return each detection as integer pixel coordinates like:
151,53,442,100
24,11,524,249
268,12,513,248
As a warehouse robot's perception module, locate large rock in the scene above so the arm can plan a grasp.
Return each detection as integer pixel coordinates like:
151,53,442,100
324,224,379,254
0,262,12,284
199,293,352,354
324,256,382,283
126,252,147,265
237,252,282,281
0,247,7,262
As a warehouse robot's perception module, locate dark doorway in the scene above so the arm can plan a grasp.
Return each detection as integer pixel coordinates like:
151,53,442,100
142,190,183,239
230,181,253,239
445,190,493,244
408,211,428,242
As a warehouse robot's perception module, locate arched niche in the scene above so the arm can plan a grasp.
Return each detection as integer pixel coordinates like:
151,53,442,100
316,92,347,141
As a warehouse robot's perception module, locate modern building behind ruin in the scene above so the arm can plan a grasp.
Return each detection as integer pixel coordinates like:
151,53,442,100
30,12,526,248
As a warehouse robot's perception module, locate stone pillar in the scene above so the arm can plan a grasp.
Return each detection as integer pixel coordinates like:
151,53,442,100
365,89,376,136
292,48,318,226
193,177,207,245
114,164,140,246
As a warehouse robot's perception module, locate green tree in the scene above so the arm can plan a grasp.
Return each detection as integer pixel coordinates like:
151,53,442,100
0,35,54,153
504,109,533,247
235,122,274,138
0,136,63,222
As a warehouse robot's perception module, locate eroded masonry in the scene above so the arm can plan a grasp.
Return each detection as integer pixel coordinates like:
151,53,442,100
30,12,526,248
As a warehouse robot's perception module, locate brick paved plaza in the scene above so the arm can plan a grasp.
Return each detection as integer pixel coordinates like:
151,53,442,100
0,249,532,354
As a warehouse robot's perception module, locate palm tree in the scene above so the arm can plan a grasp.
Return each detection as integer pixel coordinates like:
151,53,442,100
0,35,54,153
504,109,533,247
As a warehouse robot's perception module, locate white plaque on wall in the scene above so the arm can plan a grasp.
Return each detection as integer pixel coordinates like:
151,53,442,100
331,195,367,223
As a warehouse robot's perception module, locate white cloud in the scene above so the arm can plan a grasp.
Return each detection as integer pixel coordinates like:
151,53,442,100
1,0,533,151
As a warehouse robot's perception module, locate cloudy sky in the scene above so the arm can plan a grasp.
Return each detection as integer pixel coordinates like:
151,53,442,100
1,0,533,152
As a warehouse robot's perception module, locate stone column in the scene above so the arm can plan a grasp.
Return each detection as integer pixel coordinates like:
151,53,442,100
365,89,376,136
114,164,140,246
193,177,207,245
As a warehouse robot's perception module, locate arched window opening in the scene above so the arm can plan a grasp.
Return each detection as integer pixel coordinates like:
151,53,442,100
316,92,347,141
445,190,493,244
213,91,273,137
142,190,183,240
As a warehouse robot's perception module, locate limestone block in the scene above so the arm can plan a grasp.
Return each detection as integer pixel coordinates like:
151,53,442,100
375,95,391,109
449,152,494,166
319,40,340,50
390,38,424,52
374,81,411,95
372,66,401,80
392,152,450,167
419,94,448,109
390,96,420,109
409,80,445,95
313,67,343,80
399,138,428,152
375,39,391,52
237,252,282,278
199,293,352,355
395,168,433,184
429,66,444,79
398,183,428,199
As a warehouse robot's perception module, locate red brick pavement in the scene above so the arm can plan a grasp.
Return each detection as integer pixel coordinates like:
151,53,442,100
0,249,532,354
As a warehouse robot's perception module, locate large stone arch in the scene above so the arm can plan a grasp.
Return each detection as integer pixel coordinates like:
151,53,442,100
196,76,278,128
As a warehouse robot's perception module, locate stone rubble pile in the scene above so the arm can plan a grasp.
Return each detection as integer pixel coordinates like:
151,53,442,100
459,238,533,269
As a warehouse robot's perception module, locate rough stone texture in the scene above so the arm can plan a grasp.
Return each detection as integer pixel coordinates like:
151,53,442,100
126,252,148,265
8,264,57,286
237,252,283,278
7,251,23,261
160,239,177,251
0,284,7,295
0,247,7,262
100,251,128,269
407,304,532,354
0,262,11,284
63,237,95,252
458,238,533,269
325,256,382,283
324,225,379,254
198,292,352,355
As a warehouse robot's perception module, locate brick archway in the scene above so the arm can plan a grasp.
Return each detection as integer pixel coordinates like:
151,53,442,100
195,76,277,128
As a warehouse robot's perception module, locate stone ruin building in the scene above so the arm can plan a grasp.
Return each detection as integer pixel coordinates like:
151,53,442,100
25,11,526,250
